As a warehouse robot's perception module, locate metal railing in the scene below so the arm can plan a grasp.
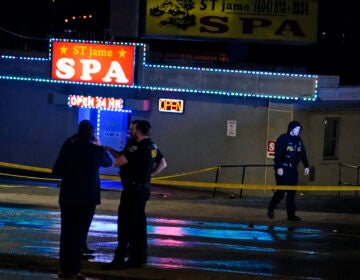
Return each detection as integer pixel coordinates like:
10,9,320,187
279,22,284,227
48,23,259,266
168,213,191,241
213,164,274,198
338,163,359,196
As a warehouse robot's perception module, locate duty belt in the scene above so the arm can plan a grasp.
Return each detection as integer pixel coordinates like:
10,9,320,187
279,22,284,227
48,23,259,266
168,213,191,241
129,182,150,190
282,163,293,168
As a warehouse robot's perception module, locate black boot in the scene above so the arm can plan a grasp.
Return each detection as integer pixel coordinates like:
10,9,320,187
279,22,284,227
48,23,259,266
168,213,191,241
288,215,301,221
102,258,127,270
267,209,275,219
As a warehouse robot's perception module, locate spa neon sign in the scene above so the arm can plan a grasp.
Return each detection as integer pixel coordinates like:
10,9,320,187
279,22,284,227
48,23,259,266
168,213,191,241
52,41,135,85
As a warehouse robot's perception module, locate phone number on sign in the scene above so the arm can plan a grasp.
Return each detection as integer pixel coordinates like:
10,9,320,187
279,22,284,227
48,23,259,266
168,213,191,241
253,0,311,15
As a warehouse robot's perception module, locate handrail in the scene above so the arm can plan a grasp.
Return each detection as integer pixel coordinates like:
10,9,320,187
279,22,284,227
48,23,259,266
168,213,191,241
213,164,274,198
338,163,359,196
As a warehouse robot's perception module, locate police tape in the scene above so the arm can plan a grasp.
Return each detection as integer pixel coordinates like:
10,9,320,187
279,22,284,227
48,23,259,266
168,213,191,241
100,166,218,181
151,166,218,180
0,172,60,182
0,162,219,182
0,162,51,173
150,179,360,191
0,162,359,191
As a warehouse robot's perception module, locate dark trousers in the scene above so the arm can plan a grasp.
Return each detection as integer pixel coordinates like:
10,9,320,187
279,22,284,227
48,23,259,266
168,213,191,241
59,204,96,275
82,206,96,252
269,168,299,217
114,187,150,263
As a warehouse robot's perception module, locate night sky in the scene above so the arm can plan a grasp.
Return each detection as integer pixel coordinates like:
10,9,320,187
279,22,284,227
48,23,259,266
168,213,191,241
0,0,109,37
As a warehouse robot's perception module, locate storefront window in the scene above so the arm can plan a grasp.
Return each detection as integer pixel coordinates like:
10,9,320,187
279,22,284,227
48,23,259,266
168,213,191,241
323,118,339,160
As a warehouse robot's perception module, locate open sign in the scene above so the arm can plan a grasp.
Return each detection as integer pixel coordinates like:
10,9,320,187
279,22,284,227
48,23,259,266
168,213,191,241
158,98,184,113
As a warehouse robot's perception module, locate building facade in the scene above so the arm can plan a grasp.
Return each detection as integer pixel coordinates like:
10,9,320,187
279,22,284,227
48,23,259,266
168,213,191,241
0,39,359,198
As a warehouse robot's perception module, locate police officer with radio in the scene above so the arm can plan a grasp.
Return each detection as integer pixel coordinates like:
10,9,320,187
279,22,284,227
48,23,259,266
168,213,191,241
268,120,310,221
103,119,167,270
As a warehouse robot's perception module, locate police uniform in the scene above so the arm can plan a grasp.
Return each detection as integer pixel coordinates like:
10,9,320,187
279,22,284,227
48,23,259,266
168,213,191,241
114,137,164,266
268,121,309,220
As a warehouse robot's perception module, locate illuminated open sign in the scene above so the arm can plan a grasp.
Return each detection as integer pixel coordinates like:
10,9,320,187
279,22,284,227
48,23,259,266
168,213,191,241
68,95,124,111
158,98,184,113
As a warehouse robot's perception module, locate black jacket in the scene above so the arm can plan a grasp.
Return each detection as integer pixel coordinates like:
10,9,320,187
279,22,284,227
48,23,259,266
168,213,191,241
53,134,112,205
274,121,309,170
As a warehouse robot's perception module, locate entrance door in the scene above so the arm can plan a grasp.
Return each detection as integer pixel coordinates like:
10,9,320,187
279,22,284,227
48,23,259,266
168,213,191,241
78,108,130,175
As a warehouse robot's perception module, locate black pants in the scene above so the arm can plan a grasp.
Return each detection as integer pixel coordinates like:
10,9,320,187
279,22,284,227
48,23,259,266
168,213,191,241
269,168,299,217
114,187,150,263
59,204,96,275
82,206,96,252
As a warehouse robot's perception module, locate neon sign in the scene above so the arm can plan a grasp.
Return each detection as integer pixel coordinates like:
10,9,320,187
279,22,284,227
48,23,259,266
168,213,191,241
158,98,184,113
68,95,124,111
52,41,135,85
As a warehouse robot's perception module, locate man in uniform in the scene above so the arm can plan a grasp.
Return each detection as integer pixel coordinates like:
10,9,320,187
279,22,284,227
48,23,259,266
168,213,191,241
103,119,167,269
268,120,310,221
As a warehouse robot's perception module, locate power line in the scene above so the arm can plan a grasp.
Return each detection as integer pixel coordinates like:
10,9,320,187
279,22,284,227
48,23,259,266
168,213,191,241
0,25,49,41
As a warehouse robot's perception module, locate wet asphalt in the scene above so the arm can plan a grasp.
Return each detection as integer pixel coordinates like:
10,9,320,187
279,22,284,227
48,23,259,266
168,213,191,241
0,178,359,279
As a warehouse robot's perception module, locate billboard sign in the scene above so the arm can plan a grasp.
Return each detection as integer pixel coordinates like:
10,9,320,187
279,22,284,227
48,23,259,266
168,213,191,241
145,0,318,43
51,41,135,85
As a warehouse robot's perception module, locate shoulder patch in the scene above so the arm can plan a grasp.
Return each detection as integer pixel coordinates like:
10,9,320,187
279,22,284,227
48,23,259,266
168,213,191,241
151,149,157,158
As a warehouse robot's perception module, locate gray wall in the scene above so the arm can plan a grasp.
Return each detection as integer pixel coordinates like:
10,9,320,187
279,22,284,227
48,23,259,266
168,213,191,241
0,81,78,168
1,79,360,196
133,96,270,184
1,52,360,197
308,110,360,186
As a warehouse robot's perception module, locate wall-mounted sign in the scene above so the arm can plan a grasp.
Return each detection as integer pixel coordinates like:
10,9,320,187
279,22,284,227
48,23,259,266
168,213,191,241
158,98,184,113
68,95,124,111
267,140,276,158
227,120,237,137
51,41,135,85
145,0,318,44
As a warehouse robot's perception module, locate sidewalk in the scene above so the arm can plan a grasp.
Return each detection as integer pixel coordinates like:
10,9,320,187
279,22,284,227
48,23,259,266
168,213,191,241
0,182,359,279
1,182,359,226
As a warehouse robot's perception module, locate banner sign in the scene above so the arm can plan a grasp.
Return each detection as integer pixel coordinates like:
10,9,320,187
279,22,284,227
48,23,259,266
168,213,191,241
68,95,124,111
51,41,135,85
145,0,318,43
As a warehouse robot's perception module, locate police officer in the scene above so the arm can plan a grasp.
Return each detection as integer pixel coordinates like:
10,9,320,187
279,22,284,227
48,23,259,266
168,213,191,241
103,119,167,270
268,120,310,221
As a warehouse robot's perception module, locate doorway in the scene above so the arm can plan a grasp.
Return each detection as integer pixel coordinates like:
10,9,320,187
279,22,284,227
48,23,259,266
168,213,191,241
78,108,130,175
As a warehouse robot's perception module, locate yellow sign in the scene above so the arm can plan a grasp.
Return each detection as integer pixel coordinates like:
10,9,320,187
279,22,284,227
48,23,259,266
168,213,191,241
145,0,318,43
159,98,184,113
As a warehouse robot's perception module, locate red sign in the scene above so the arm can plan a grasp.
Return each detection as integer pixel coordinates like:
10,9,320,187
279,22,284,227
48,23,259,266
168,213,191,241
267,140,276,158
51,41,135,85
68,95,124,111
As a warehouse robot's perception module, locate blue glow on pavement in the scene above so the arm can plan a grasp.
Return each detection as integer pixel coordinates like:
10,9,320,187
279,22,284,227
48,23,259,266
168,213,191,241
0,206,325,278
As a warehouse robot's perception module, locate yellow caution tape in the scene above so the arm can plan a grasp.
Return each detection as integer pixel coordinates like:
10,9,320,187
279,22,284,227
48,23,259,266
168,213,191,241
151,179,360,191
153,166,218,180
0,172,60,181
1,162,359,191
0,162,52,173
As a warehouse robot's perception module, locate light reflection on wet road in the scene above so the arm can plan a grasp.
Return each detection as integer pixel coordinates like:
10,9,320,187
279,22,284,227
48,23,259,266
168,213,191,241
0,205,359,279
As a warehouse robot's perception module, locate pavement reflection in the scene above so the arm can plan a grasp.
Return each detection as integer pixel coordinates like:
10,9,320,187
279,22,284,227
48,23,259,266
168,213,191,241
0,182,359,279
